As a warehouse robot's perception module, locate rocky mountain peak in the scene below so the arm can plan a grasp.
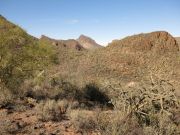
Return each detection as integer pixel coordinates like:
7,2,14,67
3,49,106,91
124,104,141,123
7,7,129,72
77,34,103,50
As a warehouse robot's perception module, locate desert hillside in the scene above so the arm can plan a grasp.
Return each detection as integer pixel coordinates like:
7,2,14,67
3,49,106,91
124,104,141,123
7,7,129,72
176,37,180,47
55,31,180,88
108,31,179,52
0,16,180,135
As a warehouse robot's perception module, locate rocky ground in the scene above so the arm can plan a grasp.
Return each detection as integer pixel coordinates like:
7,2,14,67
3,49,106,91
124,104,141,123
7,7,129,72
0,99,98,135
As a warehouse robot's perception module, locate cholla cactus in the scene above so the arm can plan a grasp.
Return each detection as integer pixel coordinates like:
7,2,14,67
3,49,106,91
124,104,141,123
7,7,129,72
105,76,179,119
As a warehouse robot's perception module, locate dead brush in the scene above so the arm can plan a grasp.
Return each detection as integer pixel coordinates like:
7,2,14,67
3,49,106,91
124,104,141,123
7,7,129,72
104,75,180,126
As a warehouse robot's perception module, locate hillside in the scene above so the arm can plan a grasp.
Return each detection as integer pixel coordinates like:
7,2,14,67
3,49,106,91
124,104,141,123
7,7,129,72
108,31,179,53
0,15,58,94
176,37,180,47
55,31,180,85
77,35,103,50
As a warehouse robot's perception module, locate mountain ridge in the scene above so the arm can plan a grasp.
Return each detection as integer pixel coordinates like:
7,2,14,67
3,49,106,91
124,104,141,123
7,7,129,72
40,34,103,51
40,35,84,51
107,31,179,53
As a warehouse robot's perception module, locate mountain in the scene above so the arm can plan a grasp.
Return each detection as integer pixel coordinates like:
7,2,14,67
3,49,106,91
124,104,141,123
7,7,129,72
40,34,103,50
77,35,103,50
53,31,180,88
40,35,84,51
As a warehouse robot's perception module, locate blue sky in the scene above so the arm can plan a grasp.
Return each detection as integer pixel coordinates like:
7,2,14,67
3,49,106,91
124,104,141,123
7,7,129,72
0,0,180,45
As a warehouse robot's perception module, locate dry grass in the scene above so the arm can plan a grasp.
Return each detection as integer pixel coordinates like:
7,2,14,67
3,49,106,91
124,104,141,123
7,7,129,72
69,110,98,133
35,99,68,122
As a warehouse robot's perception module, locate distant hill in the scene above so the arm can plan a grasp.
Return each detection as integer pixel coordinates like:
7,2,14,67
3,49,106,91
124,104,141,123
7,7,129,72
77,35,103,50
40,34,103,51
40,35,84,51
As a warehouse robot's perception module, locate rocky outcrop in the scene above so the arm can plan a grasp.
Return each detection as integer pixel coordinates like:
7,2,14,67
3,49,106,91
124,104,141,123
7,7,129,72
108,31,179,53
77,35,103,50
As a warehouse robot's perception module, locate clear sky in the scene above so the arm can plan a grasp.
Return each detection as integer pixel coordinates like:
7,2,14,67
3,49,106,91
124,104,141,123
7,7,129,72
0,0,180,45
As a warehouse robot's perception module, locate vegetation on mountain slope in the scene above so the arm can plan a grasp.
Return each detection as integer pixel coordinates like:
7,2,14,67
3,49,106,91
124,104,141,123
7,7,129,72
53,31,180,93
0,15,58,102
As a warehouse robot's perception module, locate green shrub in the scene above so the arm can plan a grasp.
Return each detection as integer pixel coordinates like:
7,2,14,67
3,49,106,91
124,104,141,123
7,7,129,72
0,19,59,96
0,39,58,94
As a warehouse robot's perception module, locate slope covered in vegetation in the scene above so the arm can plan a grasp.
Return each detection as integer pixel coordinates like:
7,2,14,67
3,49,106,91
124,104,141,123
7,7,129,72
0,15,58,101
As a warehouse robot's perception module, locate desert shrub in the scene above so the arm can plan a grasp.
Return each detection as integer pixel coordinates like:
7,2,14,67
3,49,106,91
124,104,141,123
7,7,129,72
143,112,180,135
21,77,51,100
23,77,112,109
0,120,19,134
52,79,82,101
22,76,82,102
69,110,98,133
35,99,68,122
95,110,143,135
0,83,14,107
69,109,144,135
